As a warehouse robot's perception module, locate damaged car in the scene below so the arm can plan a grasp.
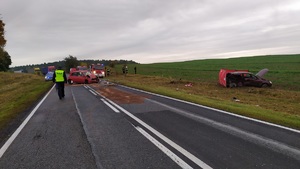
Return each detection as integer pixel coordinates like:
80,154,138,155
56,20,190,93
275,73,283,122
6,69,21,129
68,70,99,84
219,68,272,88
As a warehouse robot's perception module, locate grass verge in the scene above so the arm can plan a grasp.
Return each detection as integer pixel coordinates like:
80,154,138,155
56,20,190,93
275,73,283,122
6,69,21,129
0,72,53,132
106,74,300,130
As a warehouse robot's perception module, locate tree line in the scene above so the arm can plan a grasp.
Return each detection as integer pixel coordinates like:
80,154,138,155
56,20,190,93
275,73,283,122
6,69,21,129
12,55,138,73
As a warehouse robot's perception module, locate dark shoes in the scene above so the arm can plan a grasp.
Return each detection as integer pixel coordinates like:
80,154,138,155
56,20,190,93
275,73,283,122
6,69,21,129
59,94,65,100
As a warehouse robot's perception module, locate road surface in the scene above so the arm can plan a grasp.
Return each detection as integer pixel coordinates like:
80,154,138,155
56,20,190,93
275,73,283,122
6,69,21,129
0,81,300,169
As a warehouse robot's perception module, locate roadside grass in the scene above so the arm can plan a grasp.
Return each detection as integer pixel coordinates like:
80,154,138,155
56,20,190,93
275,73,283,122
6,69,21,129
106,55,300,129
116,54,300,91
106,74,300,129
0,72,53,131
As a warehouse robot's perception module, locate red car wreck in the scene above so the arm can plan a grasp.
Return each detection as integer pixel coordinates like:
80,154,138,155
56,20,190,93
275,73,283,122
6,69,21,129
219,68,272,88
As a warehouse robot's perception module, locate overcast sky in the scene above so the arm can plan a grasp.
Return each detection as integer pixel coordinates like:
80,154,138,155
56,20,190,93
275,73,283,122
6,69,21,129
1,0,300,67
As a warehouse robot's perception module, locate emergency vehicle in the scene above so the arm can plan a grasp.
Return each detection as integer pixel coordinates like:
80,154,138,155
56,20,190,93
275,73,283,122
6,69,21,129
90,63,105,78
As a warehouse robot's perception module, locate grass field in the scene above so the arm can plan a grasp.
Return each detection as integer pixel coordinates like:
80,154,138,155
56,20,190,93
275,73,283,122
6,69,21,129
107,55,300,129
115,54,300,91
0,72,52,132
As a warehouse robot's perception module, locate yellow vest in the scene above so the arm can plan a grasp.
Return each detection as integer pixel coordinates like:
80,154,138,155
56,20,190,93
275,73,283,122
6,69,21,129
55,70,64,82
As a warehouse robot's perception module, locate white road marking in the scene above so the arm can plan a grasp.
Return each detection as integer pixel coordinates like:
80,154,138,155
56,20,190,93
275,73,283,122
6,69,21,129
84,85,119,113
120,85,300,134
101,99,120,113
135,126,193,169
85,85,103,97
0,85,55,159
107,99,213,169
89,89,97,96
85,85,212,168
148,99,300,161
71,89,104,169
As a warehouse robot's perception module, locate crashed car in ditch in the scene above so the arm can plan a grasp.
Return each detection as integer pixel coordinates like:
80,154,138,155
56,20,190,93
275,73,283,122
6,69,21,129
67,70,98,84
219,68,272,88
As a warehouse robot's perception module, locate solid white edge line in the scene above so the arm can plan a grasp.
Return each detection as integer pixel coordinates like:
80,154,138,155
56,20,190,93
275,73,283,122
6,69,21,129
135,126,193,169
119,85,300,134
0,84,55,159
147,98,300,160
107,99,213,169
101,99,120,113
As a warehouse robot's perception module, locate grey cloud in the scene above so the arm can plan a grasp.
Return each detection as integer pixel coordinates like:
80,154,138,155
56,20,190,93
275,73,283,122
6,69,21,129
1,0,300,66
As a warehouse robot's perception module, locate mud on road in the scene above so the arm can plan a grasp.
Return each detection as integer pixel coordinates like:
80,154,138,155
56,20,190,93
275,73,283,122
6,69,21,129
89,82,148,104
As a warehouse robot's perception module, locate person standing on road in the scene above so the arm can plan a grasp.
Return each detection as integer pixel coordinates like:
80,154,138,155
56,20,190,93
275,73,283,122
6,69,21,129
52,66,67,100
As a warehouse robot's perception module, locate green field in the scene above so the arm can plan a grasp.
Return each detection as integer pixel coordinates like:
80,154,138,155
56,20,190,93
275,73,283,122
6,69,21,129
115,54,300,91
109,54,300,129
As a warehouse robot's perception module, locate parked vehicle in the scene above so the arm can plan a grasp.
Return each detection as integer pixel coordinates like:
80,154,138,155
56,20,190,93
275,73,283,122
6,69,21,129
44,72,54,81
70,68,77,74
67,70,98,84
48,66,55,72
42,66,56,75
90,63,105,78
34,68,42,75
219,68,272,88
70,66,87,74
41,67,48,75
77,66,88,71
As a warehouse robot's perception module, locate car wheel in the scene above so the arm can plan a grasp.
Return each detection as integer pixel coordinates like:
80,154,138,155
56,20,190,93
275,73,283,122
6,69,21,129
261,83,268,88
68,79,73,84
85,79,89,84
229,82,237,88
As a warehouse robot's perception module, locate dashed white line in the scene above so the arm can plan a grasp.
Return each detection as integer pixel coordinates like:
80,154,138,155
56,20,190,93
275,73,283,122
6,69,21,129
101,99,120,113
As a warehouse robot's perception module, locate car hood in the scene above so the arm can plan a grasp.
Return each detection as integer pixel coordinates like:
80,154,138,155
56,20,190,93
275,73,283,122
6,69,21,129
256,68,268,77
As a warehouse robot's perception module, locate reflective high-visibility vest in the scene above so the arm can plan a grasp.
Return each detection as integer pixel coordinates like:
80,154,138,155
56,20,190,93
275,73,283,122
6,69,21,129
55,70,64,82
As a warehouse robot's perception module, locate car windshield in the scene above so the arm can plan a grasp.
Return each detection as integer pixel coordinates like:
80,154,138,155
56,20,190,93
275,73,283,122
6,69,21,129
94,65,104,70
77,66,87,70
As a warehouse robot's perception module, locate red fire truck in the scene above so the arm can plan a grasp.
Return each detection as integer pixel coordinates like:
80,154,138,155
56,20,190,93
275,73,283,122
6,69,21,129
90,63,105,78
48,66,56,72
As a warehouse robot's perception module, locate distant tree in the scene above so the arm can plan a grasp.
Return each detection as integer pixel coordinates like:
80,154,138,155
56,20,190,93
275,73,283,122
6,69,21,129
109,60,117,68
64,55,78,73
0,50,12,71
0,19,6,48
0,18,11,71
79,62,88,67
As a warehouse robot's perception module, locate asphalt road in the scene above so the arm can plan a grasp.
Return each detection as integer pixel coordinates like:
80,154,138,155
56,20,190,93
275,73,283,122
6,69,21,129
0,82,300,169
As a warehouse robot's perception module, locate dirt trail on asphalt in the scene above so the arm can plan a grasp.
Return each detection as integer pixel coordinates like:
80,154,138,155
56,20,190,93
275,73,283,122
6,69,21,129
90,83,147,104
